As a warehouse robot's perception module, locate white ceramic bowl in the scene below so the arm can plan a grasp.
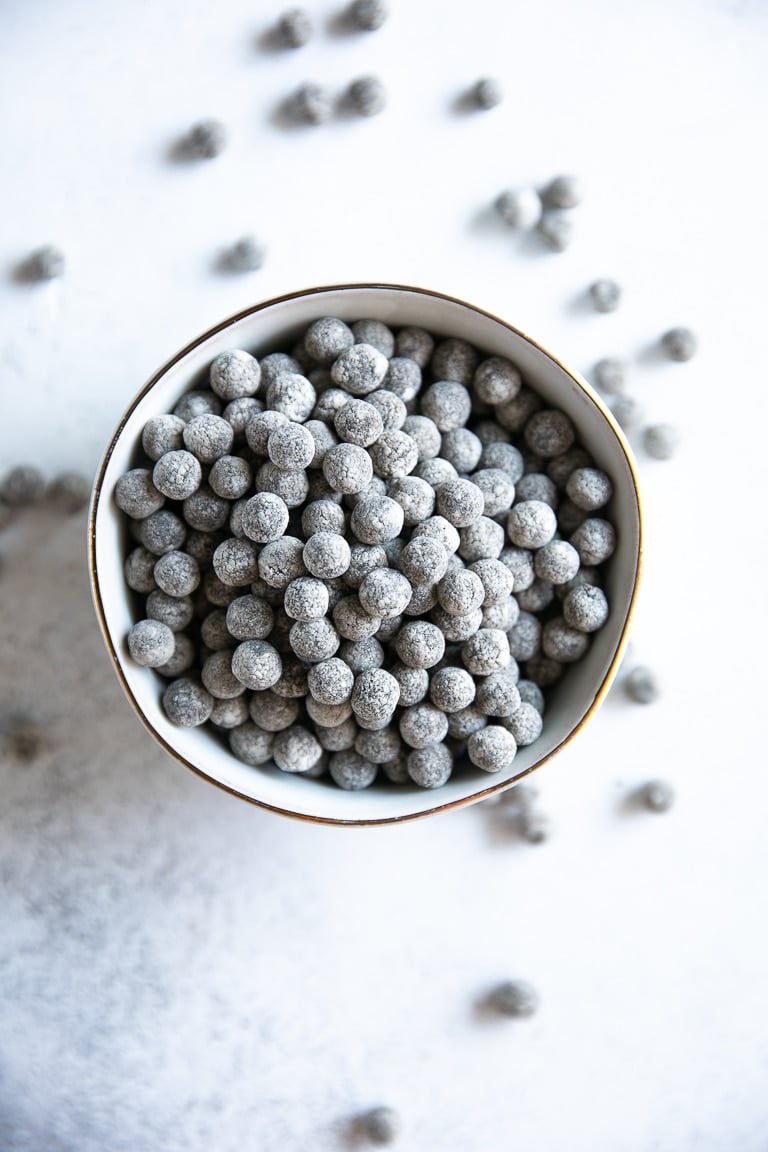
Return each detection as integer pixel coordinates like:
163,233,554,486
89,283,642,825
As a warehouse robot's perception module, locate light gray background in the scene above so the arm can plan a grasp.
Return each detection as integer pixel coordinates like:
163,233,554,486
1,1,767,1148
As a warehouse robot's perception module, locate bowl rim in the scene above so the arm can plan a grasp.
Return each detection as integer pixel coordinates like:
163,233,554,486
88,281,643,826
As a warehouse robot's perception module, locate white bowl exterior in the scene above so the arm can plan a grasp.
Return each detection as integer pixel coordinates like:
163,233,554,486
91,285,641,824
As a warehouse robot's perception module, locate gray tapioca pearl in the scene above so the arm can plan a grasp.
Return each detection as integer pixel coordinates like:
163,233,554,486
348,0,389,31
303,531,351,578
507,501,557,549
399,703,449,750
272,725,322,773
334,399,384,447
623,665,660,705
542,173,583,208
315,717,359,751
245,410,290,455
467,725,517,772
462,628,510,676
333,595,382,641
643,423,680,460
430,337,478,385
24,244,65,280
435,479,485,528
545,448,593,490
301,499,346,536
289,617,340,663
358,568,412,618
458,516,505,562
267,422,315,471
355,727,402,764
138,511,186,555
641,779,675,811
504,702,543,746
127,619,176,667
610,394,645,433
494,187,542,230
231,640,282,690
241,492,290,543
275,7,313,47
115,468,166,518
226,594,275,640
208,454,253,500
289,82,332,124
524,410,575,457
210,349,261,400
228,722,274,765
569,517,616,565
153,550,201,597
329,750,377,790
350,495,404,545
565,467,613,510
468,558,515,605
479,441,525,480
141,415,186,460
389,662,429,706
304,317,355,364
475,671,521,717
201,650,247,699
368,430,419,479
255,460,309,508
491,978,539,1016
589,278,621,312
440,428,482,473
173,390,222,420
346,74,386,115
305,697,353,728
182,486,231,532
331,343,389,396
402,415,442,461
593,357,627,395
366,389,406,430
534,540,580,585
428,666,476,713
308,657,355,704
266,372,316,422
210,697,250,729
537,210,575,251
186,118,227,158
213,537,261,586
322,443,374,494
407,743,453,788
661,326,697,362
562,584,609,632
162,678,214,727
420,380,472,431
257,536,306,587
398,537,448,587
151,635,195,677
430,605,483,643
383,356,422,402
395,620,446,670
146,589,195,632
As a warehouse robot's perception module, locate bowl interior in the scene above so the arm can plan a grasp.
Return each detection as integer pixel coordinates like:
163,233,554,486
89,284,642,824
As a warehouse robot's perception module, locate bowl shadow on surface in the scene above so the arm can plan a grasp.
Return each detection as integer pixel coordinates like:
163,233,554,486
0,509,243,837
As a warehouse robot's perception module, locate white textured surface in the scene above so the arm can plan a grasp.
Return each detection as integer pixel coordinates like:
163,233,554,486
1,1,767,1149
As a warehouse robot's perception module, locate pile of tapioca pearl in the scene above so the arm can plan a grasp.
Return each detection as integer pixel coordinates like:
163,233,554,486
115,315,617,790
